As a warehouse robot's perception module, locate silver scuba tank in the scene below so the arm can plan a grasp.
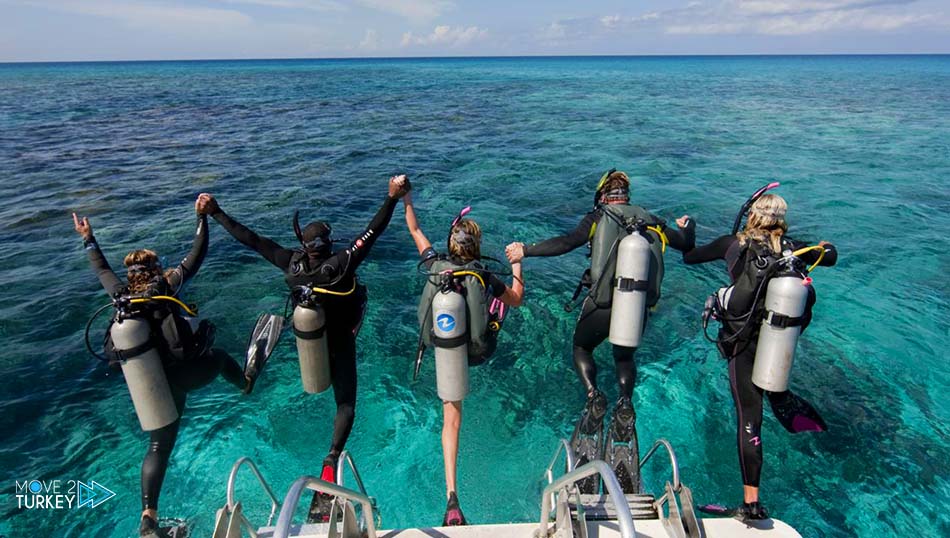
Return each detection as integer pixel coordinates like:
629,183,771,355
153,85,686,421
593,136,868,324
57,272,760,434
608,232,652,348
110,317,179,431
293,304,331,394
752,275,810,392
432,290,469,402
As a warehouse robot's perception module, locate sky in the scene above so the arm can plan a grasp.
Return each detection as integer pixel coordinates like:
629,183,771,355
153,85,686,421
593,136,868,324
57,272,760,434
1,0,949,62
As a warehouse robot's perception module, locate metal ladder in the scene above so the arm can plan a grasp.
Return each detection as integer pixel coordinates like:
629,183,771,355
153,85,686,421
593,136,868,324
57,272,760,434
539,438,703,538
211,451,379,538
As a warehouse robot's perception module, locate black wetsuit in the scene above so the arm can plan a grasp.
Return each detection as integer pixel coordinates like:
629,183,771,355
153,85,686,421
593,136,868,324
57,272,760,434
683,235,837,487
523,206,695,400
84,215,245,512
211,196,398,456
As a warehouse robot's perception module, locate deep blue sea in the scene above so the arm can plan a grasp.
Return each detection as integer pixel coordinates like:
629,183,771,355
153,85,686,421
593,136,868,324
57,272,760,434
1,56,948,537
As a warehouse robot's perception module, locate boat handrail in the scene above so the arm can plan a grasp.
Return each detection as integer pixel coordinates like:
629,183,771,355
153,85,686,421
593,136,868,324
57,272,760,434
226,457,280,527
544,438,576,485
273,476,378,538
539,460,636,538
335,450,368,494
639,439,681,491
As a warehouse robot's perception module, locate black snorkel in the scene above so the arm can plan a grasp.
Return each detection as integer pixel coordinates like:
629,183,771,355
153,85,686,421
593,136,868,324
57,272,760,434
293,210,305,245
732,182,780,236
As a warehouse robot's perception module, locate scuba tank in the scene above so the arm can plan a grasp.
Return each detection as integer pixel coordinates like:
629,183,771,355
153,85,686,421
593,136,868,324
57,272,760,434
431,289,469,402
110,316,179,431
752,271,810,392
293,303,331,394
608,231,652,347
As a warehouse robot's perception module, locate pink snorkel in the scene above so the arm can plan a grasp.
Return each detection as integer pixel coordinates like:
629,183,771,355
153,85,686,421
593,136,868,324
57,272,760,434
732,182,780,235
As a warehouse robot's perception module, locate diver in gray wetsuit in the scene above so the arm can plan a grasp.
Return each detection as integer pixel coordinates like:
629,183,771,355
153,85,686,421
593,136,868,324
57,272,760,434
73,205,247,538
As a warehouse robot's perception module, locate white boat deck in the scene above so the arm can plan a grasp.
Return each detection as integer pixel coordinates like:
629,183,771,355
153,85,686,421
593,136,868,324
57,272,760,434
254,519,802,538
214,441,804,538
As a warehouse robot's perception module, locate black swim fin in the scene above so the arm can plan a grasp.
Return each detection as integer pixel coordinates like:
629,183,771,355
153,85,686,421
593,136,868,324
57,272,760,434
699,502,769,521
768,390,827,434
569,390,607,494
244,313,284,394
606,397,640,494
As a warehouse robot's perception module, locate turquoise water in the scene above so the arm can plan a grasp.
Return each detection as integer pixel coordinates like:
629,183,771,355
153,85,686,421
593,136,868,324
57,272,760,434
1,56,948,537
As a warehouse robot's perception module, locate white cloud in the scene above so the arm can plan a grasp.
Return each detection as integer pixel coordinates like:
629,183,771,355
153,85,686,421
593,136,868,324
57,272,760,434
19,0,253,30
355,0,452,22
358,28,380,50
734,0,916,16
401,25,486,47
537,0,938,41
221,0,346,11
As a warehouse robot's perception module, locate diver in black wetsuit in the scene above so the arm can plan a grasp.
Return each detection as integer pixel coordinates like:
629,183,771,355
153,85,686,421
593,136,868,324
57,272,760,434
73,208,247,538
197,178,409,518
505,170,693,491
682,192,837,520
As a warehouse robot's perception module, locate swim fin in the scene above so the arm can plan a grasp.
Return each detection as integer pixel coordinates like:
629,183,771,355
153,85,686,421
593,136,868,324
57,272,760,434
699,502,769,521
307,455,339,524
244,313,284,394
768,390,827,434
606,397,640,494
569,390,607,494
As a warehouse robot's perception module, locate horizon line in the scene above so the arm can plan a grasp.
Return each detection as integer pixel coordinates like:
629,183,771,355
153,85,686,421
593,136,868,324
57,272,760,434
2,52,949,65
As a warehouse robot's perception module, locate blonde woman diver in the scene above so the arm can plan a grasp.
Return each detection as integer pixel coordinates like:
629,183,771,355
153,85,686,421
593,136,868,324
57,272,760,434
682,189,838,520
401,175,524,526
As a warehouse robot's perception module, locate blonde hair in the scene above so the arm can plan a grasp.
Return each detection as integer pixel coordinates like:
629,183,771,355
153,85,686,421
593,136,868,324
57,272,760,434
123,249,163,295
448,219,482,262
737,194,788,253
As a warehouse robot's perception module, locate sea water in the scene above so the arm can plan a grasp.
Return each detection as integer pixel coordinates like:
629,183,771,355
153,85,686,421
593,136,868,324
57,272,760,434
1,56,947,537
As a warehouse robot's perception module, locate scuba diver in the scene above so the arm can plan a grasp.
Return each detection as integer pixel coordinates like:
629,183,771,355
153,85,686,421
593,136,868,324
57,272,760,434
682,186,837,521
401,175,524,526
196,176,409,523
505,169,693,494
72,203,248,538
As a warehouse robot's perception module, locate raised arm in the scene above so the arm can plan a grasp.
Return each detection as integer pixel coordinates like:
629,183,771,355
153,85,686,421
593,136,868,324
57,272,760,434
653,214,695,253
73,213,124,297
506,211,597,263
498,262,524,307
198,193,294,270
342,176,408,273
165,207,209,294
402,188,431,256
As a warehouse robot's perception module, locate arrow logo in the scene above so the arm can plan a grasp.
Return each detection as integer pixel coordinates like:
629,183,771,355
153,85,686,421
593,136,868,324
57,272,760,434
436,314,455,332
77,481,116,508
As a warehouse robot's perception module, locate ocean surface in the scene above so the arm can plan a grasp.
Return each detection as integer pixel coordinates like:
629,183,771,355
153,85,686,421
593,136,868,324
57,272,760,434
1,56,948,537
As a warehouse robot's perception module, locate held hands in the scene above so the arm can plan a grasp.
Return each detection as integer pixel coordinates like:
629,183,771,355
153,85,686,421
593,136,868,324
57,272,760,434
505,242,525,264
675,215,691,229
389,174,411,199
195,193,220,215
72,212,92,240
818,240,831,248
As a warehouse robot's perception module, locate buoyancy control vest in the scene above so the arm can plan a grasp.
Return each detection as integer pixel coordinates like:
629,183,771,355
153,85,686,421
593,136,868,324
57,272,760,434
588,204,666,308
417,257,495,364
712,237,815,343
104,279,212,365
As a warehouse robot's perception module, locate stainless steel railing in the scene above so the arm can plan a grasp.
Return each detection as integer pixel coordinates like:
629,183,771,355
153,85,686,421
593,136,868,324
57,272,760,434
226,457,281,531
539,460,636,538
639,439,681,491
273,476,378,538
